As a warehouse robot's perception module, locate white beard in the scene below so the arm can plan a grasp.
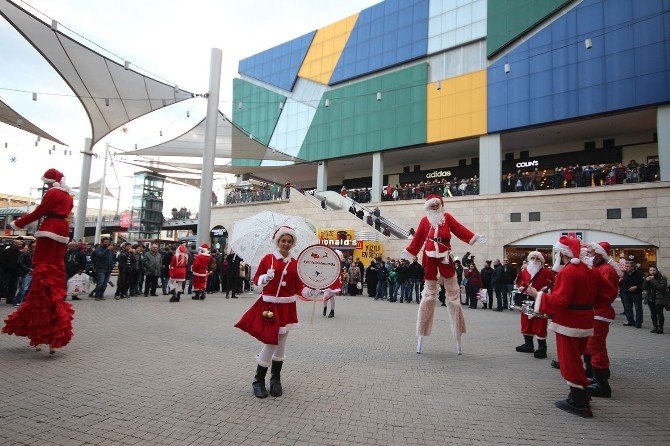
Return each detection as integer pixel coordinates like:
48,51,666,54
584,256,594,267
527,260,542,277
426,208,445,227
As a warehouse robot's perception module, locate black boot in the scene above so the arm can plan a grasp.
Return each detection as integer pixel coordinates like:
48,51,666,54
583,354,595,383
516,335,534,353
200,292,206,300
323,306,327,317
587,368,612,398
533,339,547,358
192,291,200,300
269,360,283,397
551,360,560,369
252,365,269,398
176,291,182,302
328,309,334,318
555,387,593,418
169,290,177,302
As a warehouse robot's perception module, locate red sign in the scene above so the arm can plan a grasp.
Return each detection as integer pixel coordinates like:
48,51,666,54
120,211,130,229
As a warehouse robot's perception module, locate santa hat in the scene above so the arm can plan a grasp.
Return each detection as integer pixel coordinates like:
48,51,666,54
554,235,582,264
272,225,297,245
178,245,187,253
527,251,545,263
41,168,65,187
198,243,210,254
590,241,611,261
423,194,444,210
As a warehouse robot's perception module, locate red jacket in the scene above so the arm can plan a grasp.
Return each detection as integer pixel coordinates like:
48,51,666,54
254,252,306,301
534,262,617,337
169,253,187,280
11,186,73,244
191,253,210,278
405,213,476,259
592,262,620,322
516,267,554,292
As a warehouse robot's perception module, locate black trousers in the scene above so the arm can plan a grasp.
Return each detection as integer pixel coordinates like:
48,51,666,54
144,275,159,295
649,302,665,329
226,276,240,296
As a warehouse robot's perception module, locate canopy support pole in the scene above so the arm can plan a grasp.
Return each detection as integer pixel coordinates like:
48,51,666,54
73,137,92,242
94,144,109,243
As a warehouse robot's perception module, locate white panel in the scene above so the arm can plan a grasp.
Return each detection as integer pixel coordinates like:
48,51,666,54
428,0,487,55
427,40,486,82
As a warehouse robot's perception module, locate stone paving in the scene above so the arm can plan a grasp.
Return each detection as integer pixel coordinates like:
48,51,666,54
1,286,669,446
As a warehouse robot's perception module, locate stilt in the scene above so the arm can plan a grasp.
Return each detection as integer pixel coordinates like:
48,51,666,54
456,338,462,355
416,335,423,354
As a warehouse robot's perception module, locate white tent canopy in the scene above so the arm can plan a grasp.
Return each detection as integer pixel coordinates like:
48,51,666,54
119,112,299,162
0,98,65,145
0,0,194,146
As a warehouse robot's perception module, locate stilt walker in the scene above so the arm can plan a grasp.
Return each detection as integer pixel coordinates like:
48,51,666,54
402,195,487,354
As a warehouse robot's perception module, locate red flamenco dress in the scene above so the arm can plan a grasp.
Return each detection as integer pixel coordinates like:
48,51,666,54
3,184,75,349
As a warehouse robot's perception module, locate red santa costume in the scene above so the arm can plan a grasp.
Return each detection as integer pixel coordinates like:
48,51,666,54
235,225,315,399
168,244,188,302
323,249,343,318
403,194,486,354
514,251,554,358
531,236,617,417
2,168,74,353
585,241,621,398
191,244,210,300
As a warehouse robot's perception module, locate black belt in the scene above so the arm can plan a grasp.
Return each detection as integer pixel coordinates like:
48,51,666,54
45,213,67,220
431,237,449,243
568,304,594,310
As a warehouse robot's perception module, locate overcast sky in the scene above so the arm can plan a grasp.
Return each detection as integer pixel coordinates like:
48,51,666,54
0,0,378,214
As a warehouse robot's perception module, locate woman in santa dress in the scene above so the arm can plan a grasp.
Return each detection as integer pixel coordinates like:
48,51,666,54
323,249,344,318
168,244,188,302
235,225,315,399
2,168,74,354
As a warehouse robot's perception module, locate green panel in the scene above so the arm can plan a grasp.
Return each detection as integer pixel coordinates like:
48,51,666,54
298,63,427,161
487,0,573,58
231,78,285,166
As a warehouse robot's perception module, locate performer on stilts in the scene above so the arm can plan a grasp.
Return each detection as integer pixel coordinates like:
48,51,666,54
235,226,319,398
514,251,554,358
525,236,616,417
584,241,621,398
3,168,74,354
402,194,487,354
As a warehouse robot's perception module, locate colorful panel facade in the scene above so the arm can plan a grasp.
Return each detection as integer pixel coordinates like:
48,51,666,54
238,31,316,91
488,0,670,132
428,0,487,55
427,70,486,142
299,64,428,161
486,0,572,57
298,14,359,85
329,0,429,85
427,39,486,82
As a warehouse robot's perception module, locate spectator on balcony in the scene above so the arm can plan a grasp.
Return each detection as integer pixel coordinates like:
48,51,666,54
356,208,364,220
340,186,348,197
349,204,356,215
366,214,373,226
382,226,391,237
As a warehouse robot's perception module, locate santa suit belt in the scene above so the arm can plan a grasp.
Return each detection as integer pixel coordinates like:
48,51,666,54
45,213,67,220
568,304,593,310
430,237,450,243
425,249,452,259
262,295,297,303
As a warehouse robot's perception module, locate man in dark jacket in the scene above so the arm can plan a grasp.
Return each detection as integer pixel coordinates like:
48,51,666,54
397,259,411,303
226,252,241,298
408,258,424,303
65,241,86,300
620,258,645,328
115,243,134,299
365,263,378,297
143,244,162,296
491,259,505,311
502,258,517,310
0,238,24,304
92,237,115,300
160,245,174,295
375,258,388,300
480,260,494,309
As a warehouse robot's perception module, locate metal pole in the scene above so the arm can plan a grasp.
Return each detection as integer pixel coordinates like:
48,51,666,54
73,138,93,241
196,48,222,247
94,144,109,243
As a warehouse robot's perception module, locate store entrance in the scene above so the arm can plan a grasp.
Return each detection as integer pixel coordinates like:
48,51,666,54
505,246,554,268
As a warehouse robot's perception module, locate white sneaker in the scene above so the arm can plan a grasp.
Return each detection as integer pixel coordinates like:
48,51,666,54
14,303,20,308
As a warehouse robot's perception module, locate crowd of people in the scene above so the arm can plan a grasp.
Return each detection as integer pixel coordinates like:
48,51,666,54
502,159,660,192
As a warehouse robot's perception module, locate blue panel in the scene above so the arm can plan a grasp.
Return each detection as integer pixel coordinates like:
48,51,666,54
329,0,429,84
238,31,316,91
487,0,670,133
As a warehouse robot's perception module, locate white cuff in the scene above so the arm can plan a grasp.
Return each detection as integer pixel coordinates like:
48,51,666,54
400,249,414,261
9,221,21,231
534,291,543,314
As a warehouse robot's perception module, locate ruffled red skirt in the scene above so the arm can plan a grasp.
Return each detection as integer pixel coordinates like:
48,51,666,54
2,263,74,348
235,296,298,345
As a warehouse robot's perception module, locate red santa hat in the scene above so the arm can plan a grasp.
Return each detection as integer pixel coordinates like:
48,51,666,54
178,245,187,253
273,225,297,245
41,168,65,187
554,235,582,264
590,241,611,260
423,194,444,210
198,243,210,255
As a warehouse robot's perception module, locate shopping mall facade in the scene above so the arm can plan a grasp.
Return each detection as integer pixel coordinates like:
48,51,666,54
210,0,670,270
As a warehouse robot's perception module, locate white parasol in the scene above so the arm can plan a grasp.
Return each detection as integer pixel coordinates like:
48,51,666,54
228,211,318,267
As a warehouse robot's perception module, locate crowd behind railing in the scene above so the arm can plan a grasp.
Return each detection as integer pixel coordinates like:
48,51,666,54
502,160,660,192
224,185,287,205
342,178,480,204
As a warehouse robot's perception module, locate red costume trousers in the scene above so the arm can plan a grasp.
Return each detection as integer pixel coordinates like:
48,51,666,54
421,254,455,281
585,320,610,370
520,314,548,339
556,333,589,388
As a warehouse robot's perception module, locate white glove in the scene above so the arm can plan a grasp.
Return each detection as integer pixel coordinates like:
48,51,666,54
400,249,414,261
266,268,275,280
323,290,334,300
258,274,271,286
475,234,487,245
302,288,322,298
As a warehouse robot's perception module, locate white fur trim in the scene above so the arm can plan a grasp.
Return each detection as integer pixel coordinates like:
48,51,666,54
273,226,298,245
256,356,271,367
534,292,543,314
469,234,478,245
192,271,208,277
34,230,69,244
594,315,614,323
9,220,21,231
423,198,443,210
535,336,546,340
566,380,584,389
608,259,623,277
548,321,593,338
591,242,609,260
570,258,581,264
262,294,297,303
271,355,286,361
400,249,414,261
279,322,299,334
41,176,57,184
554,241,573,258
273,250,293,261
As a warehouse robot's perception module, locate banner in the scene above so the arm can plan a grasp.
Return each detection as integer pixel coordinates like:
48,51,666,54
354,241,383,267
317,228,358,248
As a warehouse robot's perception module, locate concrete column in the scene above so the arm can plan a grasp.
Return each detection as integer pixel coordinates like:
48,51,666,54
479,134,502,195
73,137,92,242
316,161,328,192
371,152,384,202
657,105,670,181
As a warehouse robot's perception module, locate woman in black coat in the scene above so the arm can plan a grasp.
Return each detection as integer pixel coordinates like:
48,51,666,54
365,264,378,297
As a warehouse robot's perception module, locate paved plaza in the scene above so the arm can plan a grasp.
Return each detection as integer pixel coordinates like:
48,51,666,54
1,288,669,446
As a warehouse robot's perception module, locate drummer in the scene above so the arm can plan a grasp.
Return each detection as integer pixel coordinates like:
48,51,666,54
235,225,317,399
514,251,554,358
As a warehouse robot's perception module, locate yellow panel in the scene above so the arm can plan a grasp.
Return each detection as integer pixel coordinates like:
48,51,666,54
298,13,359,85
426,70,487,143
